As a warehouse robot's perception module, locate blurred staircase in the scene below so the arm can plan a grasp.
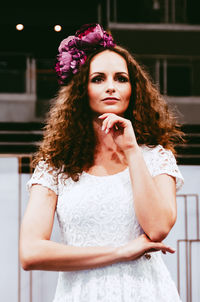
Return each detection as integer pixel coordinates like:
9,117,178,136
0,122,43,173
0,122,43,154
0,122,200,167
175,124,200,165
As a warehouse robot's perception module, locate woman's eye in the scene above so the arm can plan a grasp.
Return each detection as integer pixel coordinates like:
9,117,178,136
117,76,129,82
91,76,104,83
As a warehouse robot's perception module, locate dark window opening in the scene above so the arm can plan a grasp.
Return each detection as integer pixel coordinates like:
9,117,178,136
36,59,59,99
0,56,26,93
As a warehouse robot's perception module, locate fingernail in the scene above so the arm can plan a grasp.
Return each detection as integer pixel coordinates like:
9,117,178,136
102,125,105,131
105,129,109,134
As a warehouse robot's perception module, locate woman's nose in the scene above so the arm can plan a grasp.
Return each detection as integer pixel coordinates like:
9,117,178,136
106,87,115,93
106,80,116,93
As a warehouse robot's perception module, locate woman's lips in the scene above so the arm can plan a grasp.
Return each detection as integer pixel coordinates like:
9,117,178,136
102,98,119,104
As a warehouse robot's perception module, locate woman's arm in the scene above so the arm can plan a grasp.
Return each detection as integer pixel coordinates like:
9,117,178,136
19,185,174,272
124,147,177,242
99,113,177,242
19,185,119,271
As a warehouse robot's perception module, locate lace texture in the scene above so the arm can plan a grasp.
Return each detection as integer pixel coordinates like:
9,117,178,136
26,145,184,302
26,160,59,195
143,145,183,191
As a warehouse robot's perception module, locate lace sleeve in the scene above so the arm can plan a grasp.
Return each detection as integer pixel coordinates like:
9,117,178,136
26,161,59,195
148,145,184,192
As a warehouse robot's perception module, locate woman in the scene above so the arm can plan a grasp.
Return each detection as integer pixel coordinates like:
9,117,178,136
20,23,184,301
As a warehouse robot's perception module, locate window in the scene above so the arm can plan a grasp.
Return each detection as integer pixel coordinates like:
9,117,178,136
167,64,191,96
138,56,200,97
0,55,26,93
109,0,200,24
160,60,192,96
36,59,59,99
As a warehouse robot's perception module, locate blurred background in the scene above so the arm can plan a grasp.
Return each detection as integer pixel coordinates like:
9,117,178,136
0,1,200,301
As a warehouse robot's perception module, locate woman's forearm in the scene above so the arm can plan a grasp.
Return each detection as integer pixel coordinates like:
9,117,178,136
20,234,176,272
124,147,175,241
20,239,122,271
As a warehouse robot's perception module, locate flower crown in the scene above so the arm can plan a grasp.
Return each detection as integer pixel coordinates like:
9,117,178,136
55,23,115,85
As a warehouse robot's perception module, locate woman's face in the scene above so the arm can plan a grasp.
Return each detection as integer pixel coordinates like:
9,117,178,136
87,50,132,116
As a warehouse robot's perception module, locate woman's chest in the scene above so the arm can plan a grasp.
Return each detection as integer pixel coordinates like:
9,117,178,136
55,173,142,246
57,174,132,218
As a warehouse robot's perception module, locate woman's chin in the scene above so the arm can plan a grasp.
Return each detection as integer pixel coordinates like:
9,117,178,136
99,107,125,115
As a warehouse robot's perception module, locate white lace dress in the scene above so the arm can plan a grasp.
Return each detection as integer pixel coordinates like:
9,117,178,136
27,145,184,302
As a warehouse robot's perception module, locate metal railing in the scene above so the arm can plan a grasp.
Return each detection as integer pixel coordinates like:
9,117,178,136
176,194,200,302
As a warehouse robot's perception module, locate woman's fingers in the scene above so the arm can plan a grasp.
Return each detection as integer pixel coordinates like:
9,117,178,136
98,113,138,151
98,114,126,133
147,242,176,254
98,113,110,119
143,243,175,261
99,114,111,132
119,234,176,262
106,119,122,133
100,117,114,133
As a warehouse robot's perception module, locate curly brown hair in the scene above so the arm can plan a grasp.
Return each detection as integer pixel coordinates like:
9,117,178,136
33,45,183,181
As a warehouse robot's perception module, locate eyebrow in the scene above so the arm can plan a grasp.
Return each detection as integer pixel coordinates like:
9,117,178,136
89,72,129,77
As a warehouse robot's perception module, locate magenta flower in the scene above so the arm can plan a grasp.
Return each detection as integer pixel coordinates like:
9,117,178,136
58,36,75,53
77,24,104,44
59,52,72,71
55,23,115,85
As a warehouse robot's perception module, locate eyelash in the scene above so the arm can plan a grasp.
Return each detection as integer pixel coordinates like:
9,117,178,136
117,76,129,83
91,76,103,83
91,75,129,83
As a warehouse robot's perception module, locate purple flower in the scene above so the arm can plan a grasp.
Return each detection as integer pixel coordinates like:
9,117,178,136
59,52,72,71
79,24,104,44
55,62,62,77
55,23,115,84
58,36,75,53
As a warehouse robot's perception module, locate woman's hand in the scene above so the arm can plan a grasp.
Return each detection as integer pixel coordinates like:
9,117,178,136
98,113,138,153
116,234,175,262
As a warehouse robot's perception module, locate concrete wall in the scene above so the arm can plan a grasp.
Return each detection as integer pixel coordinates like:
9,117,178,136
167,97,200,124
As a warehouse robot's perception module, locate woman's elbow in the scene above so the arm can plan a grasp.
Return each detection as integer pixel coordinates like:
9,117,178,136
148,229,169,242
21,258,32,271
20,251,34,271
19,242,38,271
148,214,177,242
